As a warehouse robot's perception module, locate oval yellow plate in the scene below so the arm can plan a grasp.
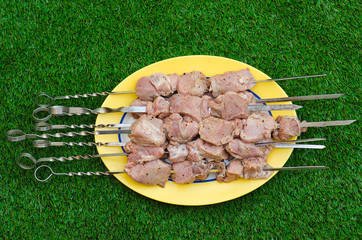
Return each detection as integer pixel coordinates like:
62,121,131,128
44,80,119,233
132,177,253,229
94,55,296,206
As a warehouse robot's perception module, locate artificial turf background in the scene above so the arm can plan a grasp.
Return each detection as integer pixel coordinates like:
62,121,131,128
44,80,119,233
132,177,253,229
0,0,360,239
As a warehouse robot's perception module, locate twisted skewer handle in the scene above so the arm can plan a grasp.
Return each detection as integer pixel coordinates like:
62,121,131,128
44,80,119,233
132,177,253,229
35,91,136,107
35,122,132,131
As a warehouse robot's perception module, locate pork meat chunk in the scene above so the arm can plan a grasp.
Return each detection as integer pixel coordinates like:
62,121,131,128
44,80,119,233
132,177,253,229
243,157,273,180
125,160,171,187
136,73,177,101
129,98,148,119
196,138,229,161
164,113,199,145
225,139,273,159
177,71,209,96
210,91,254,120
186,140,204,162
167,144,189,163
170,94,202,122
273,116,307,141
209,69,256,97
171,161,196,184
240,112,277,143
219,159,244,183
192,160,212,181
125,142,165,163
129,115,166,147
199,117,235,146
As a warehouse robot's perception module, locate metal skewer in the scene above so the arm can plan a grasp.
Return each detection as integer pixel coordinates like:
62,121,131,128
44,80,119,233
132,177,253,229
255,93,343,103
255,73,327,83
6,129,132,142
33,104,303,122
17,152,128,170
35,122,132,131
32,106,146,122
36,91,136,107
300,120,356,128
32,138,326,149
33,164,329,182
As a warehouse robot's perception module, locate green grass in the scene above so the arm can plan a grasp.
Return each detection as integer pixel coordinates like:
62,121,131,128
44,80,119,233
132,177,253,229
0,0,360,239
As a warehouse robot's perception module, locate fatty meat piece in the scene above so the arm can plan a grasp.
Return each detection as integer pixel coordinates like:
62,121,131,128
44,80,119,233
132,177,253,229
124,160,172,187
209,91,254,120
167,144,189,163
243,157,273,180
164,113,199,145
171,161,196,184
177,71,210,97
191,160,213,181
273,116,307,141
125,142,165,163
209,69,256,97
199,117,235,146
195,138,229,161
225,139,273,159
136,73,178,101
186,140,204,162
170,94,202,122
240,112,277,143
129,115,166,147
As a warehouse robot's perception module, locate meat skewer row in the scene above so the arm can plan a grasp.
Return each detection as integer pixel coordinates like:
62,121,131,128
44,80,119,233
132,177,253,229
135,71,327,100
31,94,302,122
18,138,325,169
32,164,328,183
34,71,327,107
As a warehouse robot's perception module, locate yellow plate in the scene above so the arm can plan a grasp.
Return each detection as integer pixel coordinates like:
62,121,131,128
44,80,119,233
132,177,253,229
94,55,296,206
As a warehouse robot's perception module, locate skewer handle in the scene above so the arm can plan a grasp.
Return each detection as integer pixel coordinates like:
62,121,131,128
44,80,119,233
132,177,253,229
35,122,132,131
35,91,136,107
32,139,126,148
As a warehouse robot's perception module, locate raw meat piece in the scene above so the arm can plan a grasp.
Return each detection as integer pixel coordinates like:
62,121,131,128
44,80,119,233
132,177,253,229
240,112,277,143
219,159,244,183
170,94,202,122
148,96,170,118
167,144,188,163
135,76,160,101
225,139,273,159
273,116,307,141
195,138,229,161
135,73,178,101
125,142,165,163
191,160,212,181
177,71,209,96
199,117,235,146
124,160,172,187
186,140,204,162
209,69,256,97
243,157,273,180
232,119,245,137
213,161,227,182
129,115,166,147
201,95,212,119
209,91,254,120
171,161,196,184
168,73,179,92
129,98,148,119
164,113,199,145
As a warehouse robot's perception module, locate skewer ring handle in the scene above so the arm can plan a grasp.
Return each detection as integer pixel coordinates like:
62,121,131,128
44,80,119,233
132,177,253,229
33,107,53,122
35,93,54,107
17,153,37,170
35,122,52,131
34,165,54,182
7,130,27,142
33,140,51,148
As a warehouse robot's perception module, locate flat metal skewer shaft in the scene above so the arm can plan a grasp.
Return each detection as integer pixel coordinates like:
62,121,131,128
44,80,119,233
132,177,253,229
255,73,327,83
255,93,343,103
300,120,356,128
